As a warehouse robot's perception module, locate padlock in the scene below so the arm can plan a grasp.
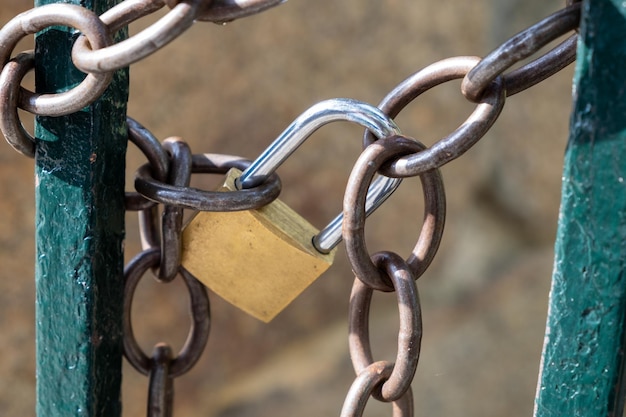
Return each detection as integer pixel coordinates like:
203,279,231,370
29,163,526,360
182,98,403,322
181,168,334,322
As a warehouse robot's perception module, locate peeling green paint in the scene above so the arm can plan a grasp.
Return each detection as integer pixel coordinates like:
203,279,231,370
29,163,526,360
34,1,128,416
534,1,626,416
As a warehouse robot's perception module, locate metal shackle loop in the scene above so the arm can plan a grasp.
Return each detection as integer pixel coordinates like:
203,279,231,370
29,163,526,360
237,98,403,253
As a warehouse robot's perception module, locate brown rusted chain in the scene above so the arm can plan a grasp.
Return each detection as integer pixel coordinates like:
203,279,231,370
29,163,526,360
461,2,581,102
344,135,446,291
503,34,577,97
364,56,505,178
123,248,210,378
158,138,192,283
340,361,414,417
135,153,282,211
126,117,171,211
0,51,35,158
148,344,174,417
72,0,200,74
349,252,422,402
0,3,113,116
166,0,285,23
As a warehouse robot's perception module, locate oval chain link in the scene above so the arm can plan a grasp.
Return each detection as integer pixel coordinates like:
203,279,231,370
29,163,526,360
72,0,200,74
349,251,422,402
123,248,210,378
126,117,171,211
461,2,581,102
0,3,112,116
147,344,174,417
0,51,35,158
340,361,414,417
365,56,506,178
344,135,446,291
158,138,193,282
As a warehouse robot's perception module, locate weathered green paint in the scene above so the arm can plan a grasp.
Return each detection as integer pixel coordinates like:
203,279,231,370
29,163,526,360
534,1,626,416
34,0,128,416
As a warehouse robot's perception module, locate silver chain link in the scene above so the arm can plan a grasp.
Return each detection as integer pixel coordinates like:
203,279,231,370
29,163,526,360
0,1,580,415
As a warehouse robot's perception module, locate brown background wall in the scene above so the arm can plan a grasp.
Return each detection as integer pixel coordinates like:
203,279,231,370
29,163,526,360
0,0,574,416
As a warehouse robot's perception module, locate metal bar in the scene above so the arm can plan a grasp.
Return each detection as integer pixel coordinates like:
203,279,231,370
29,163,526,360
33,0,128,416
534,1,626,416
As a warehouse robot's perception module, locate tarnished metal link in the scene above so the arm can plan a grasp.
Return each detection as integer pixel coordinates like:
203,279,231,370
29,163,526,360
100,0,167,34
340,361,414,417
173,0,286,23
461,2,581,102
503,34,577,97
72,0,199,74
148,344,174,417
236,98,404,254
126,117,171,211
0,3,113,116
158,138,193,283
344,135,446,291
0,51,35,158
139,204,162,252
126,117,170,253
364,56,505,178
349,251,422,402
135,153,282,211
123,248,210,378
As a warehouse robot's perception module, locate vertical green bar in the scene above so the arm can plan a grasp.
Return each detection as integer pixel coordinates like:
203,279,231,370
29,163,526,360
34,0,128,416
534,1,626,416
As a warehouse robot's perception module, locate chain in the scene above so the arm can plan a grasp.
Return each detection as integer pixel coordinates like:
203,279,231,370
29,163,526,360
0,1,581,416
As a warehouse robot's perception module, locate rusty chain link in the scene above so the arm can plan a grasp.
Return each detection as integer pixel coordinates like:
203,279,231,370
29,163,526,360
0,0,581,415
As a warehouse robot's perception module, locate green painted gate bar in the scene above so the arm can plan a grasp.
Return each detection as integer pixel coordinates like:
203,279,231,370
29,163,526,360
34,0,128,416
534,0,626,416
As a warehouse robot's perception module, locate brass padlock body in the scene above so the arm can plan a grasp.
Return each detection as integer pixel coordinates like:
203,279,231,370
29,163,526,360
181,168,335,322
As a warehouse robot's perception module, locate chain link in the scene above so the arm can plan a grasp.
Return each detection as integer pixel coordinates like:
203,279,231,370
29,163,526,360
0,1,581,416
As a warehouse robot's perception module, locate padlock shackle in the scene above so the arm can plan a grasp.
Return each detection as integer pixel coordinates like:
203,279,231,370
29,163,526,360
237,98,403,254
238,98,399,189
313,173,401,254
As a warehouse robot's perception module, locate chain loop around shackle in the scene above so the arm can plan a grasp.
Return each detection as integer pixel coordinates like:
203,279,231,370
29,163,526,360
0,3,112,116
344,135,446,291
135,153,282,211
461,2,581,102
235,98,404,254
340,361,414,417
349,252,422,402
123,248,210,378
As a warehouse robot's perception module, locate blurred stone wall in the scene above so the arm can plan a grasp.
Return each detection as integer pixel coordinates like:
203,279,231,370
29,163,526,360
0,0,574,416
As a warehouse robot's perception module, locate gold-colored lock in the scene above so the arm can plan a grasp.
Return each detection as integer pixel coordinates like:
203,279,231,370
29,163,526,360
181,168,335,322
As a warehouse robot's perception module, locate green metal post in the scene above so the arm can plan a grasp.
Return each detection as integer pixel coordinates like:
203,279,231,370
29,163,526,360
534,1,626,416
34,0,128,416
